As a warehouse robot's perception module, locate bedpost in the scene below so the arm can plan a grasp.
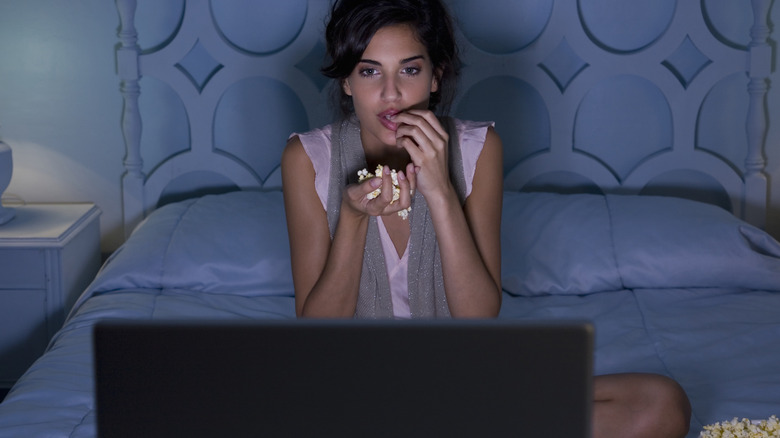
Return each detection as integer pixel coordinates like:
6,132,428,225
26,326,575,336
116,0,144,239
744,0,772,228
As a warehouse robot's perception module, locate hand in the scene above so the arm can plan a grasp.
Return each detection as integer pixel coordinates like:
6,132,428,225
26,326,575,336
342,165,415,218
392,109,452,199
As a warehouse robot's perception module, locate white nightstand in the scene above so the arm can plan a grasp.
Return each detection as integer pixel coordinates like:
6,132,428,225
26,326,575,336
0,203,101,388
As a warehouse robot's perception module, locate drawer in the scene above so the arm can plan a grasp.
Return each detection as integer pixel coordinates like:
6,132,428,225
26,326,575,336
0,249,46,289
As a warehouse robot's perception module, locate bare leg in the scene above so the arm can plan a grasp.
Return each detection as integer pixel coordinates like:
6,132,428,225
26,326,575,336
593,373,691,438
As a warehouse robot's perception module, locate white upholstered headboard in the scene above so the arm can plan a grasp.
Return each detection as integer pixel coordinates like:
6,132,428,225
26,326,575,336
115,0,773,238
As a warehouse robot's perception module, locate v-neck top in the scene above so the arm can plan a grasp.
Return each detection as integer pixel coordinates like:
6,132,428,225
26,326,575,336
294,118,492,318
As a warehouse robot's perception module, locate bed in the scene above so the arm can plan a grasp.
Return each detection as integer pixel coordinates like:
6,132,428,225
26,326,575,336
0,1,777,437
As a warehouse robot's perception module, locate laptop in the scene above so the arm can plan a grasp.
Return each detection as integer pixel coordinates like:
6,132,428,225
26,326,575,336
94,319,593,438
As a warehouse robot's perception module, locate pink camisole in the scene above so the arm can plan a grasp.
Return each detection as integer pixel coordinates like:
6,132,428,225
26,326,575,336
295,119,493,318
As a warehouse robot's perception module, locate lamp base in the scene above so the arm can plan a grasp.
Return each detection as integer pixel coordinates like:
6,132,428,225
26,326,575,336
0,205,15,225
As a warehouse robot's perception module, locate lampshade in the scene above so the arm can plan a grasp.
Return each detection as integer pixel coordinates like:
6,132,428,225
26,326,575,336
0,141,15,225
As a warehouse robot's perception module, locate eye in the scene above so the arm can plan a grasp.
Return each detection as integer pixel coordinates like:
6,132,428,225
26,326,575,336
402,66,421,76
359,67,379,77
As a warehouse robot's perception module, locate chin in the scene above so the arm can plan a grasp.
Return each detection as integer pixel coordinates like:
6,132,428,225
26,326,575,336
381,131,400,148
364,123,397,147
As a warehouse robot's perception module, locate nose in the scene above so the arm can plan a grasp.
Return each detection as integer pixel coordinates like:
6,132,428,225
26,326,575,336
381,75,401,102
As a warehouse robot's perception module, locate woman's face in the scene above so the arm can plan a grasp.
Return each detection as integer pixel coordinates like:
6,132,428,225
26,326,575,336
343,24,439,150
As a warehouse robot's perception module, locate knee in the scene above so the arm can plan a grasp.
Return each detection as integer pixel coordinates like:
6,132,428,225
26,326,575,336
638,374,691,438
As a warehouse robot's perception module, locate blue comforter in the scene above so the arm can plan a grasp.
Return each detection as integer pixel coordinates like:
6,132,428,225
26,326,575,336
1,191,779,438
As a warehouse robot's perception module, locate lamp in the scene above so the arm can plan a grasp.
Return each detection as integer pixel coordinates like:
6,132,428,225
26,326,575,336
0,141,15,225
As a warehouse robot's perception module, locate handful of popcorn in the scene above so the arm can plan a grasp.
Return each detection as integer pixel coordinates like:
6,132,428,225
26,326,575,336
700,416,780,437
357,165,411,220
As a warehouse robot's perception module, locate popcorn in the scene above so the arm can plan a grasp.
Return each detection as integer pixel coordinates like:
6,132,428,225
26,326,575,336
700,416,780,437
357,165,411,219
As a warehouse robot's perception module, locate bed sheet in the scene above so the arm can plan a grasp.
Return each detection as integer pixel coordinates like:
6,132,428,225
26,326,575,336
2,289,646,437
633,288,780,436
2,191,780,437
0,288,295,438
502,288,780,438
2,288,779,437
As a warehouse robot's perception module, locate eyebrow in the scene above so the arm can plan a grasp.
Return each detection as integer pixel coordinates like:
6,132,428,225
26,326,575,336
359,55,425,65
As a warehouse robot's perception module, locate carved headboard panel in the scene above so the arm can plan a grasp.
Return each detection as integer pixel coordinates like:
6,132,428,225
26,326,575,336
115,0,772,238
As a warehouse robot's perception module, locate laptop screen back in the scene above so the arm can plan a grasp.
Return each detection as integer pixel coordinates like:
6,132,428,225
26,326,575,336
94,319,593,438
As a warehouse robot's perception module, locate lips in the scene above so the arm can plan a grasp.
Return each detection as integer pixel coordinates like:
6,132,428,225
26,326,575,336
378,109,401,132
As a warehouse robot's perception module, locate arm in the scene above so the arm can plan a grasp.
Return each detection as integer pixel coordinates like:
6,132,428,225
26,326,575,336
394,113,503,317
430,127,503,317
281,136,414,317
281,136,361,317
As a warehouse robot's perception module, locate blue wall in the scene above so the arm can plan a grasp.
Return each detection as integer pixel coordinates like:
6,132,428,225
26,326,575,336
0,0,778,253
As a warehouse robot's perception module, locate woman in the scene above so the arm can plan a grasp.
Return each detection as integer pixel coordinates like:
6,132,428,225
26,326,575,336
282,0,690,436
283,0,502,319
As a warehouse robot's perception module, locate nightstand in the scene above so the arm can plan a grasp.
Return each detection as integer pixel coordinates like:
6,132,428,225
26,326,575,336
0,203,101,389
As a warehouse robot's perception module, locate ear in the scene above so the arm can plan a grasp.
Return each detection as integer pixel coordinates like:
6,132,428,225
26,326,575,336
431,69,442,93
342,79,352,96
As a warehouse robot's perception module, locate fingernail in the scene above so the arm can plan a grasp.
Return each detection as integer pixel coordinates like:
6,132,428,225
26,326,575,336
370,177,382,188
398,171,406,181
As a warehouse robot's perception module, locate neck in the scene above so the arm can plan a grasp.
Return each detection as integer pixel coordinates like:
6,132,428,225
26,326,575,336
364,149,411,173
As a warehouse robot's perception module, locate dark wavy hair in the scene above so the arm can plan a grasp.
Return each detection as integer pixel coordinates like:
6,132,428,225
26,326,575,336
322,0,461,117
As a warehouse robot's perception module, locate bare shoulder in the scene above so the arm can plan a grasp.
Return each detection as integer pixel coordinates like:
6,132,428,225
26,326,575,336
481,126,503,165
471,126,503,190
282,135,317,186
282,135,306,165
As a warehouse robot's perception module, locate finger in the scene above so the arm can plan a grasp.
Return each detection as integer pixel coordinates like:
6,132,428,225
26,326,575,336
350,176,382,207
361,176,393,215
378,165,395,205
396,170,411,208
394,110,448,147
397,135,425,164
394,115,438,150
395,121,447,164
402,109,448,140
362,175,382,196
405,162,417,197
